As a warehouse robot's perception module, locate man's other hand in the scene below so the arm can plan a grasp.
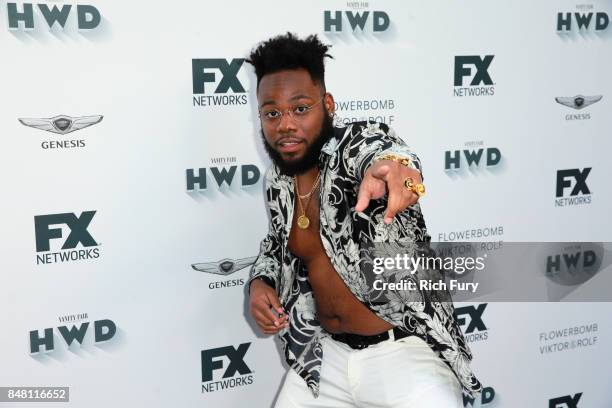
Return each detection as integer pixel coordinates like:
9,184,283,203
249,279,289,335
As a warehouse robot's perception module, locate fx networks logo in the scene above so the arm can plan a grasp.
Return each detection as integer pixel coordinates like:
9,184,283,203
555,168,592,207
549,393,582,408
464,386,495,407
201,343,254,393
557,4,609,34
192,58,248,107
34,211,100,265
444,141,502,172
453,55,495,97
6,2,101,31
555,95,602,121
192,256,256,290
455,303,489,343
186,157,261,192
30,314,117,355
323,1,390,34
19,114,102,150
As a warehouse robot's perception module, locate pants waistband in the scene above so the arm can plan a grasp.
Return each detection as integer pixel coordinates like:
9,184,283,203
330,327,411,350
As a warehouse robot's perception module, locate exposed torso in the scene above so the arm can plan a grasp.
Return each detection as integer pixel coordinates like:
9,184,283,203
287,184,392,335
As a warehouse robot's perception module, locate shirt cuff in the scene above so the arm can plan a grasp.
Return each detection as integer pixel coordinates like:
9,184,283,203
248,275,276,293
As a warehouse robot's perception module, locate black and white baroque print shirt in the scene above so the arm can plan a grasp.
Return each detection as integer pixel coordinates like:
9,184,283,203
249,120,482,398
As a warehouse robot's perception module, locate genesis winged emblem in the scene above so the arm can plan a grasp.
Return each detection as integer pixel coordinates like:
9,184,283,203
555,95,603,110
192,256,257,276
18,114,103,135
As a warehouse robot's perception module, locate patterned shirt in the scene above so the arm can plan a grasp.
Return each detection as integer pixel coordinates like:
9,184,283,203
249,120,482,398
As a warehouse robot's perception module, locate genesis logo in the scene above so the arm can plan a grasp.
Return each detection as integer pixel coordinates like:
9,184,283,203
453,55,495,97
192,256,256,276
19,114,103,135
192,58,248,107
19,114,102,149
6,2,102,30
192,256,256,290
201,343,253,393
555,95,602,121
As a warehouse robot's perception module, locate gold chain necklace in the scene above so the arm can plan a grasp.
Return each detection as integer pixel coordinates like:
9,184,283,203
297,172,321,199
294,172,320,229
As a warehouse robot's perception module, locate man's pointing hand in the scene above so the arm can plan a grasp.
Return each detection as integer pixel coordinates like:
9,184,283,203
355,160,422,224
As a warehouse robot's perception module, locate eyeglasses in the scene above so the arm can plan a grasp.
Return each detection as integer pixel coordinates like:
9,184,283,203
258,95,326,125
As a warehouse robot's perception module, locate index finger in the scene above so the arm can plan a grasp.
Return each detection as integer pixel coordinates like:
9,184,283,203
253,298,284,326
355,182,373,212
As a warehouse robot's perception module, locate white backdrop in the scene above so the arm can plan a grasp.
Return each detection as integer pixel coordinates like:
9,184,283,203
1,0,611,407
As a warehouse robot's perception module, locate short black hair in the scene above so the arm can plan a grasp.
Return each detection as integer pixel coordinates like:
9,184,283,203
246,32,333,90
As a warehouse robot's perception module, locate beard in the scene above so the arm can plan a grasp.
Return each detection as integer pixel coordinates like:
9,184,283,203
260,109,335,177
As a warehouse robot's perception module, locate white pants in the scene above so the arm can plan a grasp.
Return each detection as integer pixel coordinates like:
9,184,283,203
275,335,462,408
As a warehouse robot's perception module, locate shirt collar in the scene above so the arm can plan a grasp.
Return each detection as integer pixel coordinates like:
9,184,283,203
319,124,344,158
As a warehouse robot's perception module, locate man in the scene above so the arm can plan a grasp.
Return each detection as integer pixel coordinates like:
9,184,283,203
246,33,481,407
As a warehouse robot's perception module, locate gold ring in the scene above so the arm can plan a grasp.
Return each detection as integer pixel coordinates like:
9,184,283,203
404,177,426,197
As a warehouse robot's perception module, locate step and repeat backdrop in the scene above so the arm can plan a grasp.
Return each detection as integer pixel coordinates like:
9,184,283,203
1,0,611,407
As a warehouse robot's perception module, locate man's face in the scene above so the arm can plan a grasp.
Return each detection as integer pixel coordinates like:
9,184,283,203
257,68,335,176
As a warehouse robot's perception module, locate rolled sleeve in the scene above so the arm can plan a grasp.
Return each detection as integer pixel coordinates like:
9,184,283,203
349,122,423,182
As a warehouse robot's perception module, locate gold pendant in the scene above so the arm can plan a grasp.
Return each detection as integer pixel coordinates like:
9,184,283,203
297,214,310,229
